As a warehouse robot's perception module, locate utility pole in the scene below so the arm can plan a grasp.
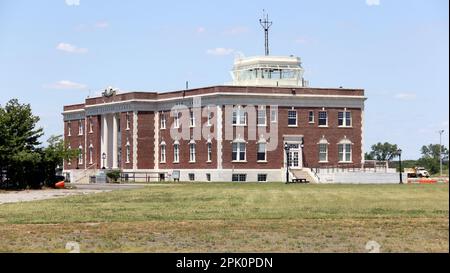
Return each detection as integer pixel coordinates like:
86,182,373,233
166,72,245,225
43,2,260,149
259,10,273,56
439,130,444,177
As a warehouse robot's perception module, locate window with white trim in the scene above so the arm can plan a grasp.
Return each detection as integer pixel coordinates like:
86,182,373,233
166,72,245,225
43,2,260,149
319,144,328,162
270,108,277,123
160,112,166,129
89,144,93,164
338,142,352,163
309,111,314,123
78,145,83,165
67,122,72,136
126,112,131,130
232,142,246,162
126,142,131,163
188,173,195,181
257,143,267,161
338,111,352,127
257,174,268,182
257,106,266,126
288,110,297,126
89,117,93,133
173,143,180,163
78,120,83,136
232,174,247,182
232,106,247,126
207,110,213,126
318,111,328,126
189,142,196,162
174,111,181,129
207,142,212,162
160,143,166,163
189,110,195,128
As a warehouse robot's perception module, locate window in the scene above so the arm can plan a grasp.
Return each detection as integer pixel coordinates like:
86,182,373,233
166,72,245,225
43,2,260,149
257,174,268,182
319,144,328,162
126,142,131,163
78,120,83,136
78,145,83,165
67,122,72,136
89,117,93,133
207,142,212,162
232,106,247,126
174,111,181,129
309,111,314,123
270,108,277,123
232,174,247,182
160,143,166,163
288,110,297,126
189,143,196,162
67,145,72,165
232,142,246,162
257,107,266,126
318,111,328,126
257,143,267,161
160,112,166,129
338,143,352,162
338,111,352,127
173,144,180,163
207,110,213,126
206,173,211,182
89,145,93,164
188,173,195,181
190,110,195,127
126,113,131,130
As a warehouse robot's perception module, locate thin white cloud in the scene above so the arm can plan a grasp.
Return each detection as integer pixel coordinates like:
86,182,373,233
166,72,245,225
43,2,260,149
94,21,109,29
65,0,80,6
295,37,308,44
56,43,88,54
44,80,87,90
366,0,380,6
206,48,235,56
394,93,417,100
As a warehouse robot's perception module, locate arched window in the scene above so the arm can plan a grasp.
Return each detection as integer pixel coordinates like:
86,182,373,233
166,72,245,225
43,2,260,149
126,141,131,163
78,145,83,165
338,137,353,163
189,140,196,162
317,136,329,163
207,140,212,162
89,144,93,164
160,141,166,163
173,140,180,163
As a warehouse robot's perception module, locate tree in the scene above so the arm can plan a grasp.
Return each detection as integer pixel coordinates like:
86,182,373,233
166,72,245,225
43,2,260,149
418,144,449,175
368,142,399,161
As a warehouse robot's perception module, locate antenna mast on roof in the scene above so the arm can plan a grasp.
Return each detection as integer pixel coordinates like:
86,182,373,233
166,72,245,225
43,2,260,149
259,9,273,56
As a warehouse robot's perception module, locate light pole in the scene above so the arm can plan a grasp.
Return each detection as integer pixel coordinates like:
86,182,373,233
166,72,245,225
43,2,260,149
397,149,403,184
284,143,290,184
439,130,444,177
102,152,106,169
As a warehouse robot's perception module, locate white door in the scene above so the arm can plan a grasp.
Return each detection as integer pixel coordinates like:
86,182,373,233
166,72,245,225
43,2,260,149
287,144,301,168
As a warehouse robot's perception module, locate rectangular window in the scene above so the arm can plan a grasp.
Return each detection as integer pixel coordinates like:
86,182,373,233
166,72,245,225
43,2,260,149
232,142,246,162
174,144,180,163
78,147,83,165
206,173,211,182
89,117,93,133
89,146,93,164
160,145,166,163
270,108,277,123
78,120,83,136
288,110,297,126
232,106,247,126
189,143,196,162
338,144,352,162
190,110,195,127
318,111,328,126
257,143,267,161
160,112,166,129
68,122,72,136
126,144,130,163
126,113,131,130
174,111,181,129
257,174,268,182
319,144,328,162
207,110,213,126
338,111,352,127
188,173,195,182
232,174,247,182
257,107,266,126
309,111,314,123
207,142,212,162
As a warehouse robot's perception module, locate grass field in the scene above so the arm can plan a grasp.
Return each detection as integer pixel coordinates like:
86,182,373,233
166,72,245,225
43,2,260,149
0,183,448,252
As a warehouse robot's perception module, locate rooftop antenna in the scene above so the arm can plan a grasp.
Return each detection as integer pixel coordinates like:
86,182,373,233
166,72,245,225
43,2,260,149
259,9,273,56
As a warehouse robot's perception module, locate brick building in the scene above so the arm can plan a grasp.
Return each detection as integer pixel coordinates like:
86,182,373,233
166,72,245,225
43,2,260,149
62,55,366,183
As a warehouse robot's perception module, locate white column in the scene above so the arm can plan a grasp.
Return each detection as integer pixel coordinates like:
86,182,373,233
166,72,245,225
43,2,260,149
112,114,118,169
216,105,223,170
101,115,109,169
154,112,160,171
132,111,138,170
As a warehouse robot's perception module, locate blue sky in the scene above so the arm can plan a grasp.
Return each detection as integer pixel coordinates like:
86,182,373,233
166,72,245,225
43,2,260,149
0,0,448,159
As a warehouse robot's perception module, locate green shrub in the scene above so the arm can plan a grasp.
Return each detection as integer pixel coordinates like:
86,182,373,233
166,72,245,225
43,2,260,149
106,170,121,183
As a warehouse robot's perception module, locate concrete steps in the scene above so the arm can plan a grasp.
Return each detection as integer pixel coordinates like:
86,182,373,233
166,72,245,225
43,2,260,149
290,169,319,184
